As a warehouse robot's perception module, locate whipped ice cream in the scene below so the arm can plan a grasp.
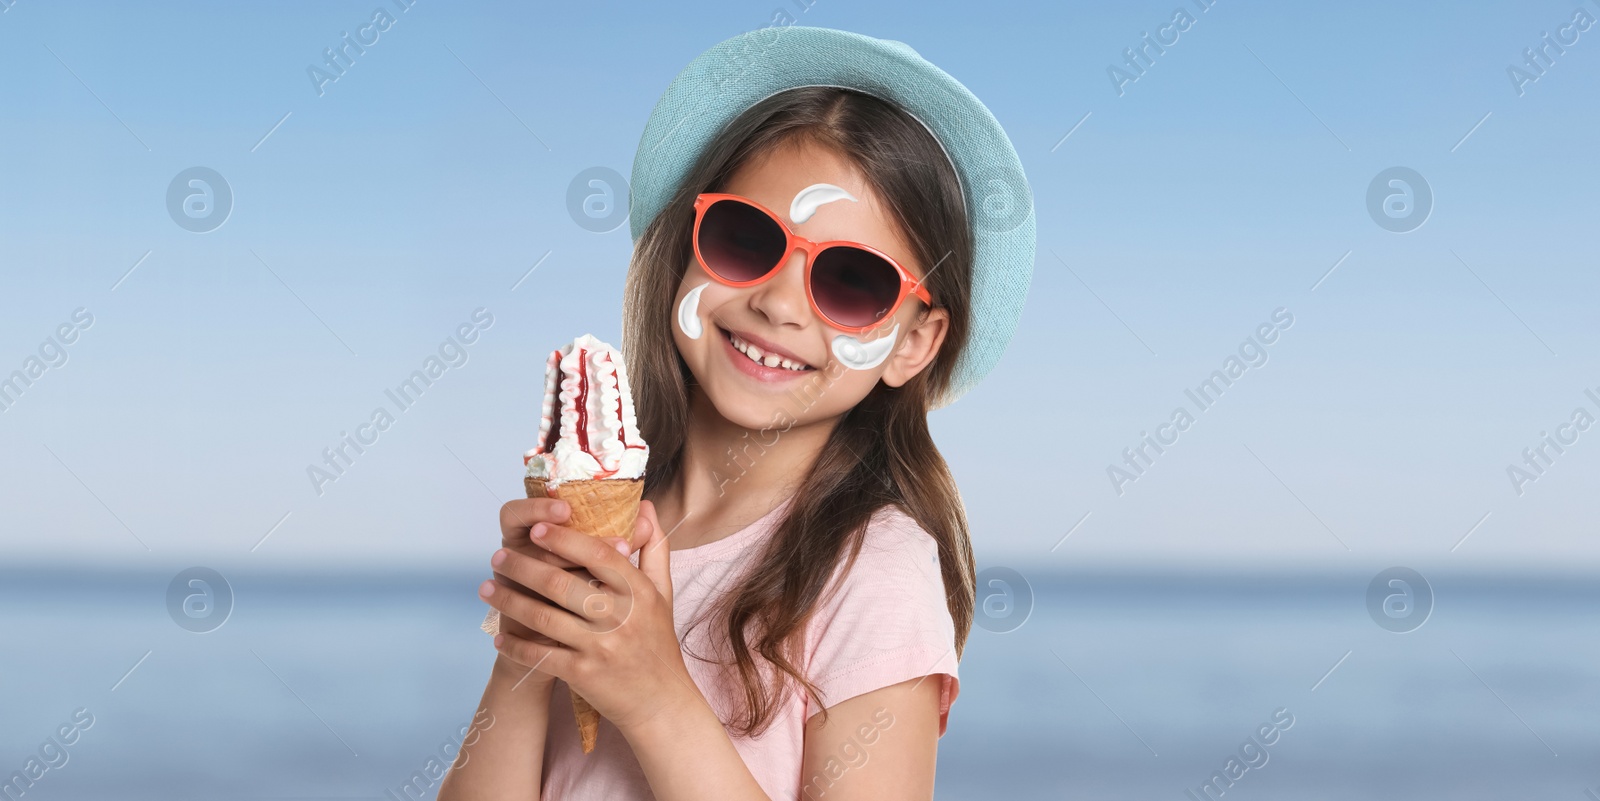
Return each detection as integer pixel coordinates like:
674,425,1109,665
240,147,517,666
524,333,648,486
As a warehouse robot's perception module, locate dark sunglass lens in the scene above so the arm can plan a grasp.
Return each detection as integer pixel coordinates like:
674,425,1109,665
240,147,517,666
810,248,904,328
699,200,786,282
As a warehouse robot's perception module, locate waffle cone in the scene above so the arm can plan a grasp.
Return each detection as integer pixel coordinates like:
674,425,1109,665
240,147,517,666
525,474,644,753
526,476,644,545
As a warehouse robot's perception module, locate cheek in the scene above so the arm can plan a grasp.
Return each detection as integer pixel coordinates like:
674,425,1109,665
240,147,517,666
790,359,880,416
827,368,881,406
786,373,874,427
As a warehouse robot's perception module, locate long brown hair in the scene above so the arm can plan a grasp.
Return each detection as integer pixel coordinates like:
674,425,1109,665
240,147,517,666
622,86,975,736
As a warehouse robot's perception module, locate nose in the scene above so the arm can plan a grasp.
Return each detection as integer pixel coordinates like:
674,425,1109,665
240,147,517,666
746,244,811,328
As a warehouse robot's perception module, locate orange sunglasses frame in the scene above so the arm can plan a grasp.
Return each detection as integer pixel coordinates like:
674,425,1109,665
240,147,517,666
691,192,933,334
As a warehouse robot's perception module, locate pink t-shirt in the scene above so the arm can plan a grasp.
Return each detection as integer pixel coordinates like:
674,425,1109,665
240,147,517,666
538,499,961,800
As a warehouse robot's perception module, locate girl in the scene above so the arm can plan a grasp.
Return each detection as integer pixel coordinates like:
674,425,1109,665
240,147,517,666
440,25,1033,801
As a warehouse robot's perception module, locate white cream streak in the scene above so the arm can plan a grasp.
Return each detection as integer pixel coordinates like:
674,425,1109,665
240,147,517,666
831,323,899,371
677,282,709,340
790,183,857,224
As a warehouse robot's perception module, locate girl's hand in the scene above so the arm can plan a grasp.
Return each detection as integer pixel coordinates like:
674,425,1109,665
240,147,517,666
499,496,633,570
490,497,628,689
481,500,701,732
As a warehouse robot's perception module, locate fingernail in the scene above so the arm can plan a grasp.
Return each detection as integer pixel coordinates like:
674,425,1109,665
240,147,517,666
553,501,570,518
479,580,495,598
531,523,547,539
493,634,504,648
491,549,507,567
608,539,629,556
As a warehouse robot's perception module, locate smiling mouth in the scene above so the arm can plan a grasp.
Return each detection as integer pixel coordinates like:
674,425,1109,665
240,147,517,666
720,327,814,372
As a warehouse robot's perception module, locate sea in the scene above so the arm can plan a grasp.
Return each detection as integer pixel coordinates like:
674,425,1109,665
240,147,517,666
1,567,1595,800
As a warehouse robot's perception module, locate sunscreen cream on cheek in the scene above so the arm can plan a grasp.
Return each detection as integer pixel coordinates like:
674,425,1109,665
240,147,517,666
677,282,709,340
831,323,899,370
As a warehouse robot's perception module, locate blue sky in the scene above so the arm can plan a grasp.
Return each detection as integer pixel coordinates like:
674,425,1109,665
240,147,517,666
2,0,1597,573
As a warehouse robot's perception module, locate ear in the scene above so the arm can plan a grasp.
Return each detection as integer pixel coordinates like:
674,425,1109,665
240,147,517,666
882,307,948,388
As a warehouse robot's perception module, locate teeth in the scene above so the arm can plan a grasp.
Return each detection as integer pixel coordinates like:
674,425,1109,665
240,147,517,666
727,330,810,371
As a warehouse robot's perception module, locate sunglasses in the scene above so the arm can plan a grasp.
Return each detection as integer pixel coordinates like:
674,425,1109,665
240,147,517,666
691,192,933,333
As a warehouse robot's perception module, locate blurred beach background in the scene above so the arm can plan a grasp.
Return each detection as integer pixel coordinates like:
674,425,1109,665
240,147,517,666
2,0,1597,798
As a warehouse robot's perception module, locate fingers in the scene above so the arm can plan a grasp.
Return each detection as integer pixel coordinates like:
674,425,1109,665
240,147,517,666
506,541,583,570
479,574,591,645
529,521,634,591
636,501,673,603
491,548,614,621
507,537,630,571
499,498,571,542
492,630,575,679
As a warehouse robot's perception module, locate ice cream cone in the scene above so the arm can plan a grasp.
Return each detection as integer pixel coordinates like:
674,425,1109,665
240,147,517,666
526,476,644,545
526,474,644,753
518,333,650,755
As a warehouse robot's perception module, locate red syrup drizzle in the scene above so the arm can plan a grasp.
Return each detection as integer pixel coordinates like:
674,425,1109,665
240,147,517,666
575,348,590,454
531,347,645,478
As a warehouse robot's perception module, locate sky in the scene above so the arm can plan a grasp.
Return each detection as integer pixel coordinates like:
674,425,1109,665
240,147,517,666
2,0,1597,574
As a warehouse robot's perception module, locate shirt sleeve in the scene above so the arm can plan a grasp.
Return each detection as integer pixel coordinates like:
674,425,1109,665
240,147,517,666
802,506,962,736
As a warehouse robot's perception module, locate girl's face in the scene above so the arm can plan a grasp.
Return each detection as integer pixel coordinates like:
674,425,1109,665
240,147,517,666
671,138,949,432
